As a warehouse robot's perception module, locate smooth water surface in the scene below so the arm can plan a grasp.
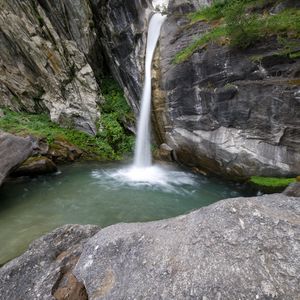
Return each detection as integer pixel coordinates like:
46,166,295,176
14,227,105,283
0,161,251,264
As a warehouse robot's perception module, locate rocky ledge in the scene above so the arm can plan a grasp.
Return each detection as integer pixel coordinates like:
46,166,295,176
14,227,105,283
1,194,299,299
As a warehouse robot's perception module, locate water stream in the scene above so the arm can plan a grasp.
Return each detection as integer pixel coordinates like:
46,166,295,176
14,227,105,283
134,13,166,168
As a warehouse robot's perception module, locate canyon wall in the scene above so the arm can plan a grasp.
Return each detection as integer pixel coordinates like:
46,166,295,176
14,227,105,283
0,0,103,134
153,0,300,178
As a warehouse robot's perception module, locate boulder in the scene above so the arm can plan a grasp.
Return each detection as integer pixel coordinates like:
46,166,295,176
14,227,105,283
74,194,300,299
11,156,58,177
0,224,100,300
283,182,300,197
0,131,33,186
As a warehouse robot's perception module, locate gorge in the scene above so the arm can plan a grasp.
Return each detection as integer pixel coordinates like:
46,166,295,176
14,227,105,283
0,0,300,299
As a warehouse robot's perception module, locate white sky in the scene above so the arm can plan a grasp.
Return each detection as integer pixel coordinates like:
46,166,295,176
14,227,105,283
152,0,169,7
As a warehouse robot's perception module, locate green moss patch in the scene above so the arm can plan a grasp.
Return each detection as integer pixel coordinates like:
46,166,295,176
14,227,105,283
249,176,296,187
249,176,296,193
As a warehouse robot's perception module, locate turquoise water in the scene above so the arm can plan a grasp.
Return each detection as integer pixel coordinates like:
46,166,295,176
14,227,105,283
0,161,251,264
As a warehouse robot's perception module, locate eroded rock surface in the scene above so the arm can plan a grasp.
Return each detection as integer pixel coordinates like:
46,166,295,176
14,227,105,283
153,1,300,178
0,224,100,300
0,131,33,186
0,0,102,134
74,194,300,300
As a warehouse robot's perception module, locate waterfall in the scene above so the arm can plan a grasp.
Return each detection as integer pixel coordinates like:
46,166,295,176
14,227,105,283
133,13,167,168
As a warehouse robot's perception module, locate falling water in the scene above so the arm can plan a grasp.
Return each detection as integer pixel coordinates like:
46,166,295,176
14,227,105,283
111,12,195,184
134,13,167,167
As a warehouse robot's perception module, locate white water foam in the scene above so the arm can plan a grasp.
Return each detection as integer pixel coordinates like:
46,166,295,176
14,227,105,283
91,164,197,194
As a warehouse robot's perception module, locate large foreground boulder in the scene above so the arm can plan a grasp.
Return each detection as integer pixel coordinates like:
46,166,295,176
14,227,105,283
74,194,300,299
0,224,100,300
0,131,33,186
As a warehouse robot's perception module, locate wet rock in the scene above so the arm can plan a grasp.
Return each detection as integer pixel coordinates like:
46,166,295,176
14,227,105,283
0,131,33,186
74,194,300,299
154,143,174,162
0,224,100,300
11,156,57,177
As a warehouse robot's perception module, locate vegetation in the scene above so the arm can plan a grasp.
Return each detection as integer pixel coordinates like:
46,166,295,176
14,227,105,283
249,176,296,188
97,77,135,159
174,0,300,63
0,78,134,160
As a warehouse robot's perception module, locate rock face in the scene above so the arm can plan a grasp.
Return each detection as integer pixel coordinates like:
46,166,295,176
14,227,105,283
0,131,33,186
73,194,300,299
153,1,300,178
168,0,211,13
0,224,100,300
92,0,153,113
0,0,102,134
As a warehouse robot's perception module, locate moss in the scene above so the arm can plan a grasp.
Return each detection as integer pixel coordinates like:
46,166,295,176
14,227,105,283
249,176,296,187
248,176,296,193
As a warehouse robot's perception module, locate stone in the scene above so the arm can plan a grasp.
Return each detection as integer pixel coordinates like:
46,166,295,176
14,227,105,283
74,194,300,299
283,182,300,197
48,139,83,163
11,156,58,177
0,131,33,186
0,224,100,300
0,109,4,118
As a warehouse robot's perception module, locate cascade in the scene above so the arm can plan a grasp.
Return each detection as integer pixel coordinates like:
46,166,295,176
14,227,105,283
134,12,167,168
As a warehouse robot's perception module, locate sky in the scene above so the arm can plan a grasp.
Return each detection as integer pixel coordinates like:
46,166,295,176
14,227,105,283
152,0,169,8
